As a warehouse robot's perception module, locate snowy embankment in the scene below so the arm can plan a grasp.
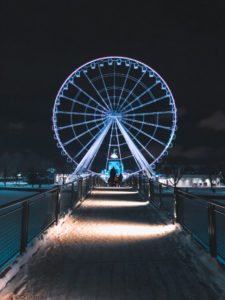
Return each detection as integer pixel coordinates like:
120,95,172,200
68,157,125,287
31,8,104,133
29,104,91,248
0,213,71,294
0,190,36,206
0,182,55,190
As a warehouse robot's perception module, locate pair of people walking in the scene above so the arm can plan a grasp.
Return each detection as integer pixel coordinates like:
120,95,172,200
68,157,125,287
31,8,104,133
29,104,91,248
108,167,123,186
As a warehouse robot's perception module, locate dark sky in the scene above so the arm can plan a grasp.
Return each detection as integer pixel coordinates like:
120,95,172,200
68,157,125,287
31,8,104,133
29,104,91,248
0,1,225,171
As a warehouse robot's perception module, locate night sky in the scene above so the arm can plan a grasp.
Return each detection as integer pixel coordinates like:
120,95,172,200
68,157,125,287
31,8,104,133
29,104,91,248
1,1,225,172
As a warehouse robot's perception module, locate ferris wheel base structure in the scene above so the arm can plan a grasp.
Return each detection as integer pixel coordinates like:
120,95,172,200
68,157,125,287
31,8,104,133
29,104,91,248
52,56,177,180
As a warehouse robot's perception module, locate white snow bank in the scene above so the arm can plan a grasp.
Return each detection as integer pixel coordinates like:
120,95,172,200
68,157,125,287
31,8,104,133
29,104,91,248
173,230,225,296
0,212,71,293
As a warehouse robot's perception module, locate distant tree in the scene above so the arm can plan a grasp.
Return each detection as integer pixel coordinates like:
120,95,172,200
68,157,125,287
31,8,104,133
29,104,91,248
162,163,185,188
27,169,37,187
3,167,7,187
207,166,220,193
218,162,225,185
219,171,225,185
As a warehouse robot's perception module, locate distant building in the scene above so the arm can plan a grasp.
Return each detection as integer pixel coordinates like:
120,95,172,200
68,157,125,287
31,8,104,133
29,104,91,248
101,150,124,180
158,174,222,187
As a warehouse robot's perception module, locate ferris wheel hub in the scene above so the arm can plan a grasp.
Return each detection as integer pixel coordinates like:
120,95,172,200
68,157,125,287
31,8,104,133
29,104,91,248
107,110,122,120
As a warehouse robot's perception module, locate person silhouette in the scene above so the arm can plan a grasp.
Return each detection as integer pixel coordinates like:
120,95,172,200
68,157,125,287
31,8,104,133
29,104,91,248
109,167,116,186
118,173,123,186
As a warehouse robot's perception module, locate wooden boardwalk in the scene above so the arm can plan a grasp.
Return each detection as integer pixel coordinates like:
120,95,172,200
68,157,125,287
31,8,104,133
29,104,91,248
2,187,225,299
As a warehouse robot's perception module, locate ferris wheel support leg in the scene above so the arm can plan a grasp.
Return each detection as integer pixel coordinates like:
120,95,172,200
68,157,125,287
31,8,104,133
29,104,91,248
116,119,152,178
73,121,112,175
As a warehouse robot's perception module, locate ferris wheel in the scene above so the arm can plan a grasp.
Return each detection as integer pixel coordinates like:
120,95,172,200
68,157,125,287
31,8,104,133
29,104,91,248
52,56,177,177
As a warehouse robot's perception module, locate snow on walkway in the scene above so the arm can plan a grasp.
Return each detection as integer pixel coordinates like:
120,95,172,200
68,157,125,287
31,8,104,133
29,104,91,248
1,187,225,299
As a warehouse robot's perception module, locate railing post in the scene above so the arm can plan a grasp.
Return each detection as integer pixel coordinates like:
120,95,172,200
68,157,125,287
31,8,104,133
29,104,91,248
55,189,60,225
78,178,83,201
90,176,93,193
71,182,74,205
174,187,179,223
159,183,162,208
208,204,217,257
20,200,29,254
86,177,88,196
174,188,183,224
149,180,154,203
139,175,141,192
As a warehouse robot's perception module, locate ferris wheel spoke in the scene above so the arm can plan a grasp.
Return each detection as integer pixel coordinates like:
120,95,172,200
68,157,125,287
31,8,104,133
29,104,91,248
116,119,152,177
123,110,174,117
118,72,146,111
83,72,111,110
74,130,102,159
116,65,131,110
120,121,156,160
62,95,107,114
122,117,172,130
133,156,142,170
57,111,105,117
73,120,112,174
122,94,168,114
70,82,108,112
114,122,122,164
57,117,106,131
105,122,114,169
63,120,105,146
121,82,159,113
98,65,113,110
121,119,166,146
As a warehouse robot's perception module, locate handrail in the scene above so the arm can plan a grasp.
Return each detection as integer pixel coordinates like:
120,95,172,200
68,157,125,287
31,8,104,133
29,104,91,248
132,174,225,263
145,178,225,209
177,189,225,209
0,179,80,211
152,180,225,208
0,174,96,272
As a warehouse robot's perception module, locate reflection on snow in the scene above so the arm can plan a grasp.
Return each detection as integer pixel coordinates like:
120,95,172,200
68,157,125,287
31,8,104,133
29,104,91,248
75,222,177,240
48,215,177,244
92,191,139,195
86,200,149,208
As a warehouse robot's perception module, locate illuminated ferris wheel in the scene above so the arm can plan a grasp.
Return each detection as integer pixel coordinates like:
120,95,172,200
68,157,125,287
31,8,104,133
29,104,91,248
52,56,177,177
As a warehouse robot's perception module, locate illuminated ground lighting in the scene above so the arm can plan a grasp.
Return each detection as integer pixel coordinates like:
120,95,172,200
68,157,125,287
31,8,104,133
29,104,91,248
92,190,139,195
84,222,177,240
52,219,177,243
84,200,149,208
94,186,132,189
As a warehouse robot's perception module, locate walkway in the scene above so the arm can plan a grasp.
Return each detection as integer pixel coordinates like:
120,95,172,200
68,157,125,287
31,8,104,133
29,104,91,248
1,187,225,299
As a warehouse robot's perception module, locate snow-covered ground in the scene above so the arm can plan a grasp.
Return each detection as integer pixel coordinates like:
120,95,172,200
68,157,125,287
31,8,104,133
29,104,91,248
0,181,55,190
0,190,37,206
159,186,225,196
1,188,225,299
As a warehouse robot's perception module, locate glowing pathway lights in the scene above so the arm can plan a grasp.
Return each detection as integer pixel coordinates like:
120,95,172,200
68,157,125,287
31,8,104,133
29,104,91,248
52,56,177,176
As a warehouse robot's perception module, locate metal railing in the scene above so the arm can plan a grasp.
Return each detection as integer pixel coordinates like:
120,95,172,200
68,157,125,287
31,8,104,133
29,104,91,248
129,175,225,264
0,175,96,271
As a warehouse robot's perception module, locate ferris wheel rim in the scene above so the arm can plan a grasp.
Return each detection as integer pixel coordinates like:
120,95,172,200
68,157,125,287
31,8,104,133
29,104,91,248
52,56,177,175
